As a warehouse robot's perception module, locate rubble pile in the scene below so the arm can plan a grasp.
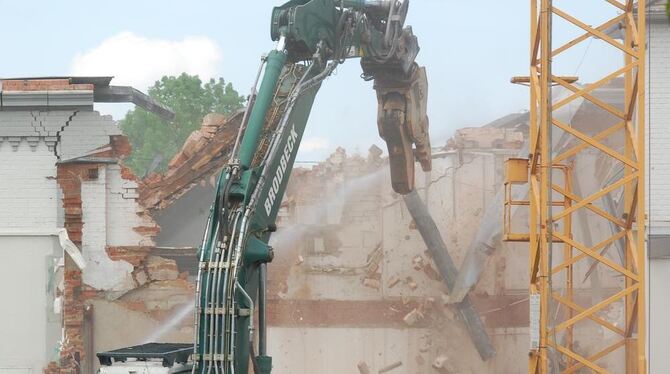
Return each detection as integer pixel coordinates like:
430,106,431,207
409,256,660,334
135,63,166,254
446,127,524,150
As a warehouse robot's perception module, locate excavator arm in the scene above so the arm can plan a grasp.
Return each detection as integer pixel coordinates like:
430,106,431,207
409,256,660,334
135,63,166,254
192,1,431,373
271,0,431,193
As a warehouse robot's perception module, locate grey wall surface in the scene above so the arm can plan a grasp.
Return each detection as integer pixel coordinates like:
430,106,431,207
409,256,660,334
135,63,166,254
0,236,60,373
154,184,215,249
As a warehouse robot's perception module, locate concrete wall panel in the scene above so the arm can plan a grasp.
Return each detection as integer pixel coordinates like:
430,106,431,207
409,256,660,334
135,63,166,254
0,236,59,373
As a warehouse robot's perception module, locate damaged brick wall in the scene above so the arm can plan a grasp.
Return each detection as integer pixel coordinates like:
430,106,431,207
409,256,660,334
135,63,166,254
263,130,532,373
36,88,548,373
140,111,243,210
49,100,530,373
48,108,248,372
55,164,170,372
56,163,100,372
0,78,182,374
53,157,162,372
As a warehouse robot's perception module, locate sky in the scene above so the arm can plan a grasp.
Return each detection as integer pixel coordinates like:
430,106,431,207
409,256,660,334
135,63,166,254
0,0,624,161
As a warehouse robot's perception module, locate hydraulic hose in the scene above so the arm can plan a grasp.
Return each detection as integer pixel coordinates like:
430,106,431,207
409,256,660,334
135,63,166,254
238,49,288,169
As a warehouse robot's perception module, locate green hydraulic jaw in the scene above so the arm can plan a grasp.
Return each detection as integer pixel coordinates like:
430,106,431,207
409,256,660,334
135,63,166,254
192,1,431,373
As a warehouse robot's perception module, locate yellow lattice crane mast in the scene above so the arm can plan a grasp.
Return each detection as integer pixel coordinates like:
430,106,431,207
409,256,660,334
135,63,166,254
505,0,647,373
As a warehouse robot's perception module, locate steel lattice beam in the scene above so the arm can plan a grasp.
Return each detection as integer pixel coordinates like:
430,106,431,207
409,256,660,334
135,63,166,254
525,0,647,373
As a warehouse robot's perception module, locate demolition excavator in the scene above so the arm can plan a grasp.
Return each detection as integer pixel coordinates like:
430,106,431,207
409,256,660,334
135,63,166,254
97,1,430,373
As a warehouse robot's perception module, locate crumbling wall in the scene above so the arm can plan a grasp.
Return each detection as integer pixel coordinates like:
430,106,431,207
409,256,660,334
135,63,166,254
0,78,197,374
82,166,134,293
264,133,527,373
54,122,192,372
260,123,623,373
379,146,523,373
141,111,243,210
9,82,628,373
273,147,386,301
57,111,122,161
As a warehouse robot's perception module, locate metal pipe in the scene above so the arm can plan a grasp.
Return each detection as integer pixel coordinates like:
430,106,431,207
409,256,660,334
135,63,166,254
212,236,228,372
83,304,94,374
220,215,238,373
204,220,221,374
403,190,496,360
230,57,268,165
228,211,252,374
258,263,268,356
218,210,241,371
236,280,255,335
192,211,213,374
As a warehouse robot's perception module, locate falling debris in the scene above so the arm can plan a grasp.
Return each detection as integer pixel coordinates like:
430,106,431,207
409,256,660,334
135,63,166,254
412,255,424,270
295,255,304,266
363,278,381,290
405,276,418,290
365,244,384,276
440,293,450,305
357,361,371,374
415,355,425,365
387,275,401,289
145,256,179,281
422,262,441,281
432,355,454,372
419,341,431,354
447,126,523,150
403,308,423,326
403,190,495,360
378,361,403,373
433,355,448,368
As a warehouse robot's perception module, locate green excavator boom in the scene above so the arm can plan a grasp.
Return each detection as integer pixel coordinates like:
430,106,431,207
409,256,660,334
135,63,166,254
192,1,431,373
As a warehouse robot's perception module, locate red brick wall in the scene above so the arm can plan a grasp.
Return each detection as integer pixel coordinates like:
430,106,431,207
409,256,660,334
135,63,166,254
50,148,158,373
106,246,151,267
1,79,93,91
55,163,101,373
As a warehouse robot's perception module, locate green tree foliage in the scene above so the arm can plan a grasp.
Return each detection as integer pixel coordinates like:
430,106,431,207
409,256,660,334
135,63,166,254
120,73,245,176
